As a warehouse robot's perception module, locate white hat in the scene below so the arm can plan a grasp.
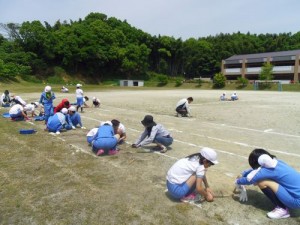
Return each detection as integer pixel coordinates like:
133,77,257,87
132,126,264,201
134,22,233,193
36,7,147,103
258,154,277,168
69,106,76,112
34,102,39,107
45,86,51,92
61,108,68,114
93,97,96,100
100,121,112,126
76,84,82,87
200,147,218,164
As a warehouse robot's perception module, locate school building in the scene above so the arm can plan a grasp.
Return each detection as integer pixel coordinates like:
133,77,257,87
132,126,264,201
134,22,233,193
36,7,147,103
221,49,300,82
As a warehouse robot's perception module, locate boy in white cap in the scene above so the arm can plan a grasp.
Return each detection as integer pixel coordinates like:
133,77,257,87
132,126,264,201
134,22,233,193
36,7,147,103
67,106,85,129
39,85,56,123
46,108,68,134
231,92,238,101
24,102,40,117
166,147,218,203
219,92,227,101
75,84,84,112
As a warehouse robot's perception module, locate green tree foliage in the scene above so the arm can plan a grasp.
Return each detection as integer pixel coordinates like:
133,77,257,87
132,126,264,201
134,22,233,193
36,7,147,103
237,77,249,87
213,72,226,88
1,13,300,82
259,62,274,80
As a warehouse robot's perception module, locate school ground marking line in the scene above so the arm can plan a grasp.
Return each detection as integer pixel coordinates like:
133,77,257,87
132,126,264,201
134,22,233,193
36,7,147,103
203,122,300,138
191,133,300,158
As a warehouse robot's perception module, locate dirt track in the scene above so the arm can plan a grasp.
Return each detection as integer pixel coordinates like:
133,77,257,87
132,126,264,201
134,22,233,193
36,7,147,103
1,89,300,224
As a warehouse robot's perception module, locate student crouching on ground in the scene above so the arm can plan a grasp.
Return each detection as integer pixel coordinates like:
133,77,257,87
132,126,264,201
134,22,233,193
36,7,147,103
175,97,193,117
67,106,86,129
131,115,173,153
92,121,120,156
46,108,69,134
9,104,30,121
166,147,218,203
235,148,300,219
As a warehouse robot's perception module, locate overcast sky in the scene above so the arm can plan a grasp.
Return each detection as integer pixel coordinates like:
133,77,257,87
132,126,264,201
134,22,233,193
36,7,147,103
0,0,299,40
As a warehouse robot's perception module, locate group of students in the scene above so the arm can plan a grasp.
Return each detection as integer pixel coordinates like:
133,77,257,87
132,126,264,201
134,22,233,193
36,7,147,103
220,92,239,101
2,88,300,220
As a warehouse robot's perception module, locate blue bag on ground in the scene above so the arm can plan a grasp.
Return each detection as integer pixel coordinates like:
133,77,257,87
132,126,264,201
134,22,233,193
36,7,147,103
2,112,10,118
19,129,37,134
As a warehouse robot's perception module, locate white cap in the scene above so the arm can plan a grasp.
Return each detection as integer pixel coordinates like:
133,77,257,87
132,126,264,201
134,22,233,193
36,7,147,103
69,106,76,112
34,102,39,107
45,86,51,92
76,84,82,87
93,97,96,100
100,121,112,126
61,108,68,114
200,147,218,164
258,154,277,168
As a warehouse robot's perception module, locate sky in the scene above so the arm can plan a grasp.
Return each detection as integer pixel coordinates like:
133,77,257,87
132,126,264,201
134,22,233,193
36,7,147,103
0,0,299,40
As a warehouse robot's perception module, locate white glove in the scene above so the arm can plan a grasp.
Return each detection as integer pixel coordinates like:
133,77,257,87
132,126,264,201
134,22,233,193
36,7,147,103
81,126,86,129
235,184,248,202
72,126,76,129
56,131,60,134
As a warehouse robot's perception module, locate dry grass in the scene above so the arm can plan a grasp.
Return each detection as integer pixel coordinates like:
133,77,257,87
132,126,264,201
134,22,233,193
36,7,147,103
1,88,300,225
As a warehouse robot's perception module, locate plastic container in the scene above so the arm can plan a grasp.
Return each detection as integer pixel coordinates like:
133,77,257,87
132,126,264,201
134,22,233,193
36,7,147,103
19,129,37,134
2,112,10,118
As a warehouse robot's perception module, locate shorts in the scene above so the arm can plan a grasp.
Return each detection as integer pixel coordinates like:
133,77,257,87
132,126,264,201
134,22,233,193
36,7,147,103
277,185,300,209
77,97,83,107
92,137,118,152
167,180,190,199
87,136,94,144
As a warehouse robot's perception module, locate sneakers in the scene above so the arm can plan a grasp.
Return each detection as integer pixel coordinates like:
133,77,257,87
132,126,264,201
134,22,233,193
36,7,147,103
267,207,290,219
151,145,167,153
108,149,118,155
96,149,105,156
160,145,168,153
180,192,202,203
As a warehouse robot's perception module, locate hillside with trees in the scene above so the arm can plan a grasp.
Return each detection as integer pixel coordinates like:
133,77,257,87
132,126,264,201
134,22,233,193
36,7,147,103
1,12,300,83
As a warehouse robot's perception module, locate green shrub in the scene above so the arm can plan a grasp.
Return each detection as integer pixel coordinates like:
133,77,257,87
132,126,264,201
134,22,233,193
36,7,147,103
156,74,168,86
237,77,249,87
47,75,64,84
213,72,226,88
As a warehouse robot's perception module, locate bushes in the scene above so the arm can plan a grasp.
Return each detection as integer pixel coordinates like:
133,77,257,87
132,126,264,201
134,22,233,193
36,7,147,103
213,72,226,88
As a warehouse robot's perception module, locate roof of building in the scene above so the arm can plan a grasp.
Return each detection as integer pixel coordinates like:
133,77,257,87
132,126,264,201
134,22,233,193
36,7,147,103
225,49,300,61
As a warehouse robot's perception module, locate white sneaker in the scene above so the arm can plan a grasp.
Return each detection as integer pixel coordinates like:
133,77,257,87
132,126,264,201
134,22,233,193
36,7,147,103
267,207,290,219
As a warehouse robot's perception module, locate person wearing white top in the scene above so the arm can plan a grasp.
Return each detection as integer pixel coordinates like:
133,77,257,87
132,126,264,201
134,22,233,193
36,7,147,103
24,102,39,117
0,90,12,107
166,147,219,202
231,92,238,101
175,97,193,117
75,84,84,112
111,119,127,144
12,95,26,106
9,104,29,121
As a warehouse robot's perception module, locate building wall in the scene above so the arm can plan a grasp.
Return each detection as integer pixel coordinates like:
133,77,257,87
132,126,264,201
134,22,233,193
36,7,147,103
222,53,300,82
119,80,144,87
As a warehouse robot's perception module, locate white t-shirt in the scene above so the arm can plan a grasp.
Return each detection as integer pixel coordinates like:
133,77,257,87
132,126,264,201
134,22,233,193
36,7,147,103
9,104,23,115
166,156,206,184
24,104,35,112
86,128,98,137
14,96,26,105
118,123,126,134
76,89,83,98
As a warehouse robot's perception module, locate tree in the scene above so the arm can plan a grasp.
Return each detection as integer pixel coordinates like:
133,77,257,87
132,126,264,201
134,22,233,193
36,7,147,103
259,62,274,80
213,72,226,88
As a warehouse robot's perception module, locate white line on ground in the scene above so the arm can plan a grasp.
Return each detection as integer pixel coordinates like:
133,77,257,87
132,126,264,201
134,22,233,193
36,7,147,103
204,122,300,138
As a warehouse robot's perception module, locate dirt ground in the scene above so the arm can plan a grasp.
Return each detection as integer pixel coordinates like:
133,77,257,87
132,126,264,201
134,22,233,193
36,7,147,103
1,88,300,225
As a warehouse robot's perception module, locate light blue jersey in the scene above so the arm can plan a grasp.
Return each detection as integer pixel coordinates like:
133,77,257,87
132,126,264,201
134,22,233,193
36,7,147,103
237,160,300,208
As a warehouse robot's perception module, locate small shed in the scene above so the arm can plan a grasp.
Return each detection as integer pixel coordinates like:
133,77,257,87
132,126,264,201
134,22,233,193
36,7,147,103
119,80,144,87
